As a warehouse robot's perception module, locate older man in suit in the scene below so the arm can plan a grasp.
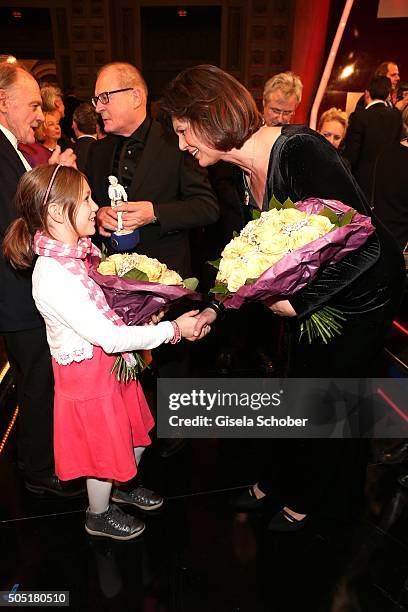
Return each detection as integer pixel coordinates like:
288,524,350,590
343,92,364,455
344,76,402,201
0,62,81,496
86,62,218,278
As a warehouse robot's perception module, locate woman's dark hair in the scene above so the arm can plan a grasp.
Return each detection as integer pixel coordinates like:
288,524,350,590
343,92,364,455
159,64,263,151
3,165,84,269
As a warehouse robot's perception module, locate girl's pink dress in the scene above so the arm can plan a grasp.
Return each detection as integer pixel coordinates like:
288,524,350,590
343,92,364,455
52,346,154,482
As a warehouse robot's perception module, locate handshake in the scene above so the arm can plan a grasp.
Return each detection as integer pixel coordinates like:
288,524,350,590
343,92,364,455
148,307,218,341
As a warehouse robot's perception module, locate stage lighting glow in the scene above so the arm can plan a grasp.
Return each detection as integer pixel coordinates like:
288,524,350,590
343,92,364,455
339,64,355,79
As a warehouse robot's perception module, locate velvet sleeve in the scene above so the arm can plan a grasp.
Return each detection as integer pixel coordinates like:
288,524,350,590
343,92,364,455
277,132,380,318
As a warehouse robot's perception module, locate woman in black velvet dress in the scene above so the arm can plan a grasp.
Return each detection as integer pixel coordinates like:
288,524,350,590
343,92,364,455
159,65,406,529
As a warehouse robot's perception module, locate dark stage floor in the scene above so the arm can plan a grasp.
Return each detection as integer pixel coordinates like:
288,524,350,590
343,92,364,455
1,303,408,611
2,421,408,611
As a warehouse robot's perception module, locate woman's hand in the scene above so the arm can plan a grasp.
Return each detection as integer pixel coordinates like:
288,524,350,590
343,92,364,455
188,307,218,341
175,310,212,340
266,298,297,317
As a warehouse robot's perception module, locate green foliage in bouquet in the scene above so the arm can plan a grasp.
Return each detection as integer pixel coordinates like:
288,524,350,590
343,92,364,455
111,352,149,383
299,306,347,345
121,267,198,290
122,268,149,281
263,195,356,228
207,259,230,296
183,277,199,290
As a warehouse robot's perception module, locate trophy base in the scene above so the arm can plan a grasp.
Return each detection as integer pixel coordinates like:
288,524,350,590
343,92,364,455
111,229,140,252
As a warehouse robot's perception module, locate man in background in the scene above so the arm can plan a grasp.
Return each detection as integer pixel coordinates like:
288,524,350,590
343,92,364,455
262,72,303,126
344,75,401,201
0,62,80,496
72,102,97,172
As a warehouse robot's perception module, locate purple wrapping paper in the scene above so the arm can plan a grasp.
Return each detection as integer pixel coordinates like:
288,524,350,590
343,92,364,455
88,255,203,325
224,198,375,310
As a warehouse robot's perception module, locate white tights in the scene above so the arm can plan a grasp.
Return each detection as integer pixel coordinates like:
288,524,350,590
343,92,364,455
87,446,146,514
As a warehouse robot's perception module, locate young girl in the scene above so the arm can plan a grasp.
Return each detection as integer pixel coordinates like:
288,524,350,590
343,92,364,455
4,164,207,541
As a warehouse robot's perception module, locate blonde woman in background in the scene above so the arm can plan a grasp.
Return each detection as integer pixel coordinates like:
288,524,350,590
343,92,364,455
318,107,348,150
35,110,62,153
19,111,62,167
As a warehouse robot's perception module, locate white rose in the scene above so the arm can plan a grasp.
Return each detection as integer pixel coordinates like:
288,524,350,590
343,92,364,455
98,260,117,275
279,208,307,223
134,255,166,281
217,257,237,283
288,226,321,250
308,214,334,235
222,236,253,258
226,267,248,292
254,222,280,244
159,269,183,285
260,233,290,260
244,253,273,279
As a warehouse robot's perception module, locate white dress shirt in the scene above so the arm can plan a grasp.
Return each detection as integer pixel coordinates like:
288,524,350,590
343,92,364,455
365,100,387,110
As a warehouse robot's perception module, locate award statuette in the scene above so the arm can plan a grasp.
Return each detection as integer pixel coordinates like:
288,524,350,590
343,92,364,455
108,176,140,251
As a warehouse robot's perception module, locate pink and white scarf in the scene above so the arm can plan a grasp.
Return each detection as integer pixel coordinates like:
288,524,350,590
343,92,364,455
33,231,136,365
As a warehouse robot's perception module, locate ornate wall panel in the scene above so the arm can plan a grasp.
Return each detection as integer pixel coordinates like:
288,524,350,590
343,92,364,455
111,1,247,88
70,0,112,98
2,0,295,102
245,0,295,107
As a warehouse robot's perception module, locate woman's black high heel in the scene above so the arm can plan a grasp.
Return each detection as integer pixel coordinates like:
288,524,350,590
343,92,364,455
232,486,267,511
267,508,309,532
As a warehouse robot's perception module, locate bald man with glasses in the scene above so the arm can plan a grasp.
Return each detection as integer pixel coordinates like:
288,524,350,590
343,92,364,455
87,61,218,275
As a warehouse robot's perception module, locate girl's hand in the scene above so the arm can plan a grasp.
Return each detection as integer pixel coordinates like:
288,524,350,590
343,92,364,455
175,310,211,340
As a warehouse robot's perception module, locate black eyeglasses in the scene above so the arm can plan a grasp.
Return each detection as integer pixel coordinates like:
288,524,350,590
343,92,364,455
268,107,295,118
91,88,133,107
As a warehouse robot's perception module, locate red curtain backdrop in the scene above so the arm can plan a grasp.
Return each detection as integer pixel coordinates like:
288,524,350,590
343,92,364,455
291,0,332,124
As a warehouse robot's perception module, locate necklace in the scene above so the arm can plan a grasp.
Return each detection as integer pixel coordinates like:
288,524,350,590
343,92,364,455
243,132,257,206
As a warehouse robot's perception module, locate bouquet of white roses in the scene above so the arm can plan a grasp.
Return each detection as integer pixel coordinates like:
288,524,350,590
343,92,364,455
210,196,375,343
98,252,186,286
88,251,200,380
